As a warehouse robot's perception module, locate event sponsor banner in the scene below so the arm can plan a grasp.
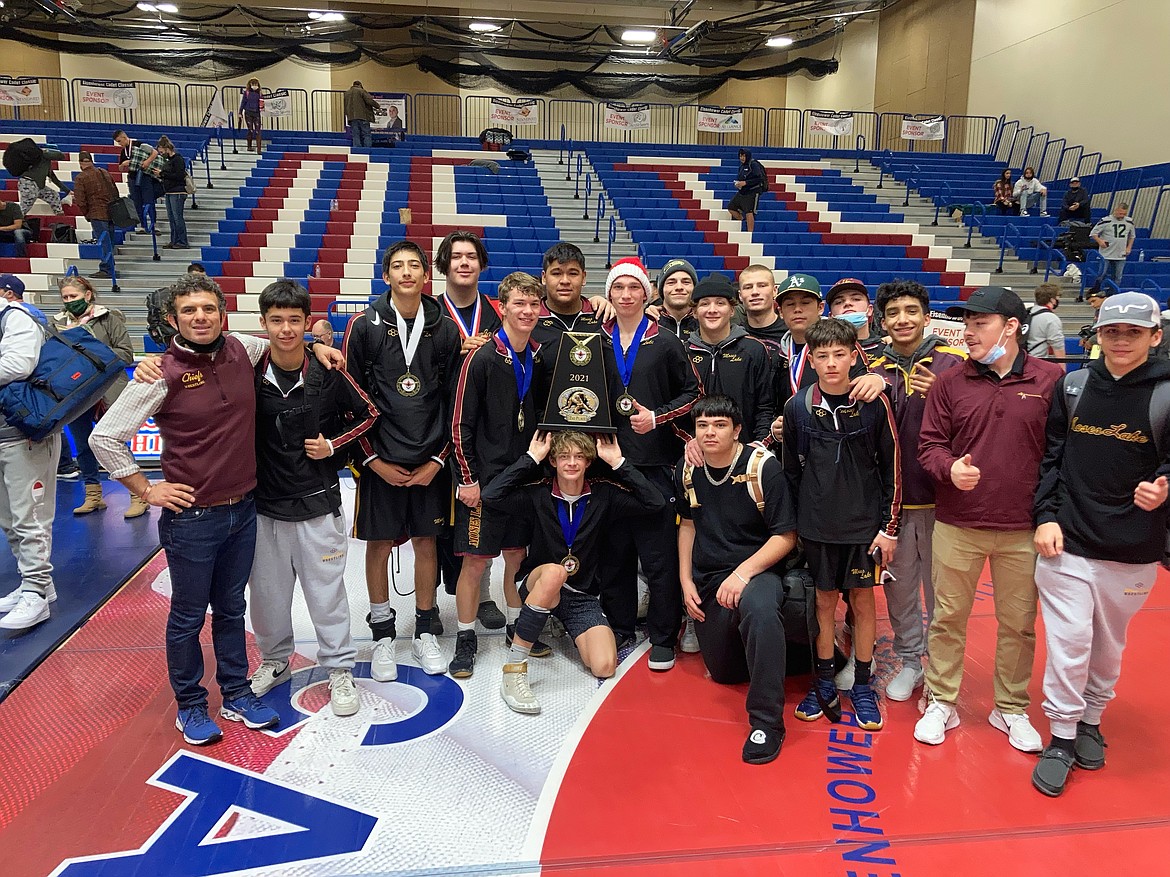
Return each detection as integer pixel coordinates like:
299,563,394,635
807,110,854,137
79,79,139,110
372,94,407,131
928,310,968,350
901,115,946,141
603,102,651,131
201,90,230,128
489,97,539,126
696,105,743,133
0,76,42,106
260,87,293,118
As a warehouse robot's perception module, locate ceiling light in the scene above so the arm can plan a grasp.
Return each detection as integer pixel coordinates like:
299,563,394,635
320,12,344,21
767,35,794,47
308,11,322,19
136,2,156,10
470,21,501,33
157,2,177,11
621,28,657,44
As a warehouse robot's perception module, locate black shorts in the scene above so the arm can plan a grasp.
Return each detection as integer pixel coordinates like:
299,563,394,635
352,464,448,542
454,500,528,557
728,190,760,214
803,539,876,592
521,582,609,641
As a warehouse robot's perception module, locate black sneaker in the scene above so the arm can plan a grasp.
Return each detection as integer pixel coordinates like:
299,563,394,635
1074,722,1107,770
57,461,80,481
1032,745,1076,797
477,600,506,630
449,630,477,678
742,726,785,765
506,623,551,658
613,630,635,652
648,644,675,671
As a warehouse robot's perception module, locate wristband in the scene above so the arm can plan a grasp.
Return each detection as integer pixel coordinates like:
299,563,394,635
733,571,749,586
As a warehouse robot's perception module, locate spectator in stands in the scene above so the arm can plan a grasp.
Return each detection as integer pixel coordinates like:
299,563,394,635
72,151,116,280
187,262,206,275
993,169,1019,215
345,80,379,149
0,200,32,257
827,277,883,363
18,144,67,218
1059,177,1091,224
113,130,159,231
51,276,144,518
240,79,263,153
1014,167,1049,217
311,319,334,346
0,274,45,321
1091,203,1136,286
914,287,1064,752
727,149,768,233
156,136,189,250
654,258,698,339
0,285,60,631
1027,283,1065,358
1078,289,1107,356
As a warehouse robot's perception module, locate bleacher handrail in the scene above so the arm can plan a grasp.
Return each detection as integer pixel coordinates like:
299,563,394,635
606,215,617,270
854,134,866,173
583,174,593,219
1035,224,1068,281
1142,278,1164,298
931,181,953,226
574,153,584,199
995,221,1022,274
558,124,567,166
593,193,606,243
1150,184,1170,239
965,202,986,249
903,164,921,207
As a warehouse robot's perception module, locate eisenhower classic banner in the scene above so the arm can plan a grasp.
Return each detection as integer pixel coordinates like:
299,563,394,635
489,98,540,126
901,115,946,141
603,102,652,131
79,79,139,110
0,76,42,106
807,110,854,137
259,88,293,118
696,105,743,133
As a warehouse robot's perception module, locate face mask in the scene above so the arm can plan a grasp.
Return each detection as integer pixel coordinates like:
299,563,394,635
64,298,90,317
838,312,869,329
975,325,1009,365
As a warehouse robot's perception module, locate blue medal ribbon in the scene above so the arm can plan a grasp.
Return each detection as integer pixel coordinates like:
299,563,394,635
612,316,649,390
497,328,533,402
557,495,588,553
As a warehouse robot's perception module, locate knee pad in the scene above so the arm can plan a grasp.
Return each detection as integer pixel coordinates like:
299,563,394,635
515,603,550,644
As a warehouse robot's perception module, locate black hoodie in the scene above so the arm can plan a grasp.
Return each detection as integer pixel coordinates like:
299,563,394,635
686,326,775,443
342,291,462,467
1034,356,1170,563
736,150,768,195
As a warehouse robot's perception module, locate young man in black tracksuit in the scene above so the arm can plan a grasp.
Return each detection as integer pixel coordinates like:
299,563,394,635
483,430,665,714
450,272,551,678
783,318,901,732
343,241,462,682
599,257,699,670
531,242,613,352
1031,292,1170,797
248,281,380,717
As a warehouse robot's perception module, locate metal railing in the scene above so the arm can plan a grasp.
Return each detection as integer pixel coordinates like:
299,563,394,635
412,93,461,137
606,215,617,269
994,222,1023,273
853,134,866,172
601,102,676,144
763,108,802,148
903,164,920,207
676,104,767,147
1023,130,1049,171
1150,184,1170,238
593,194,606,242
0,76,71,123
550,99,597,143
964,202,986,249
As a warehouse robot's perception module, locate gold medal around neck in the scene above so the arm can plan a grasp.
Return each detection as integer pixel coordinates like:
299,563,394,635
396,373,420,397
561,553,580,576
616,393,635,416
517,408,525,431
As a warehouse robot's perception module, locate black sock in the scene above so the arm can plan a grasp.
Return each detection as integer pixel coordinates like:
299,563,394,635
1077,721,1099,732
854,659,872,686
1049,735,1076,755
815,658,835,681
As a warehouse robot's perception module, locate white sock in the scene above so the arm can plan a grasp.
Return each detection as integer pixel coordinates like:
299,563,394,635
506,605,521,624
458,620,476,632
370,601,393,624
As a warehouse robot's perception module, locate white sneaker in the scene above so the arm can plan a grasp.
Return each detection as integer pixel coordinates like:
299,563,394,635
914,698,959,745
329,669,360,717
0,591,49,629
0,584,56,613
501,661,541,714
1040,212,1050,217
989,709,1043,753
834,655,856,691
679,618,700,653
249,659,291,696
411,633,446,675
885,663,924,702
370,638,397,682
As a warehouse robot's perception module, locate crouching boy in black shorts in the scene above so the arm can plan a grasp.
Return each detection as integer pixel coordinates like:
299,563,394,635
482,430,664,714
782,318,901,731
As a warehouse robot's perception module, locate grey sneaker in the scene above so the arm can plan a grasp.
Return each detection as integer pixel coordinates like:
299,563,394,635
329,669,360,717
249,659,291,696
501,661,540,714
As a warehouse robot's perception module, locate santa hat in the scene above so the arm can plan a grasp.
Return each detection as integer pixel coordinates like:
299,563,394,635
605,256,652,300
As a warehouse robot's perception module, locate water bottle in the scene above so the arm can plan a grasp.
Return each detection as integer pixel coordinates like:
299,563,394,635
314,262,320,278
331,197,338,212
1139,249,1145,262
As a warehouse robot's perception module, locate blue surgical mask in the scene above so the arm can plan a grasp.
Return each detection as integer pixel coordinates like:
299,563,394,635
837,312,869,329
975,326,1009,365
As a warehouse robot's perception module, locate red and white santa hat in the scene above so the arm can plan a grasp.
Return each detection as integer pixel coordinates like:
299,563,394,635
605,256,653,300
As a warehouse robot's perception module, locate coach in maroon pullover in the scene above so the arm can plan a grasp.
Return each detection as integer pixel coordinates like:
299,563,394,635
913,287,1064,753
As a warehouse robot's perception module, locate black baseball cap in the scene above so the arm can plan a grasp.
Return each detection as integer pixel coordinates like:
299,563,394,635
945,286,1027,323
691,273,738,304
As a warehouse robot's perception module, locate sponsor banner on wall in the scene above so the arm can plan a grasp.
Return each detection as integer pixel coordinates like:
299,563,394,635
371,94,407,131
603,102,651,131
901,115,946,141
260,87,293,118
79,79,139,110
927,310,967,350
806,110,854,137
0,76,42,106
489,97,539,126
696,105,743,133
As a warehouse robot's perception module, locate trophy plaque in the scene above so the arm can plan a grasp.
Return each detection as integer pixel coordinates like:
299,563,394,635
537,332,616,434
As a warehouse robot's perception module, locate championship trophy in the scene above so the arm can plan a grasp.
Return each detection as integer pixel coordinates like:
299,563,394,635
537,332,616,434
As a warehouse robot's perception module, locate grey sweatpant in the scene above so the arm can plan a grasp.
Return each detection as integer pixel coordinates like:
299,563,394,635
18,178,63,216
249,511,357,670
0,434,60,596
1036,551,1155,739
884,506,936,663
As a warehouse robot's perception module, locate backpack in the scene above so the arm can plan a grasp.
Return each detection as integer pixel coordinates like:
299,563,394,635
1024,305,1051,356
1062,368,1170,567
2,138,43,178
145,287,177,348
0,307,127,441
749,159,770,194
51,224,78,245
681,444,772,512
786,383,875,466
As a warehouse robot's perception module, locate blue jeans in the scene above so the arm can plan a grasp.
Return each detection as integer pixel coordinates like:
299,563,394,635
352,119,372,148
1105,258,1126,285
0,227,32,256
159,495,257,709
89,218,114,274
67,405,101,484
166,193,188,246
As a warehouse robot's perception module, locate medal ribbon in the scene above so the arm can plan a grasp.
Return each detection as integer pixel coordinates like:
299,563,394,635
442,295,482,340
497,328,533,402
612,316,648,390
788,342,809,395
394,305,425,372
557,495,589,553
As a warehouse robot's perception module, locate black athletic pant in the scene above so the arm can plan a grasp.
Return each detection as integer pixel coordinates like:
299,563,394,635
695,571,793,732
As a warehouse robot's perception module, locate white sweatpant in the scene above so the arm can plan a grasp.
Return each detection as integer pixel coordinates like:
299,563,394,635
249,512,357,670
1036,551,1155,739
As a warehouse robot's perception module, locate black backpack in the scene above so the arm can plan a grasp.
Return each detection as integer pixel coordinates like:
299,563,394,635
146,287,176,348
3,138,43,178
51,224,77,245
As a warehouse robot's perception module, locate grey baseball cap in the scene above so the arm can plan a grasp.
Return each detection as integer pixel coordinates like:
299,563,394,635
1093,292,1161,329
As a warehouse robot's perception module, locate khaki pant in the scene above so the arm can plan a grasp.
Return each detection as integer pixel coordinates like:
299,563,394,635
924,521,1038,713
